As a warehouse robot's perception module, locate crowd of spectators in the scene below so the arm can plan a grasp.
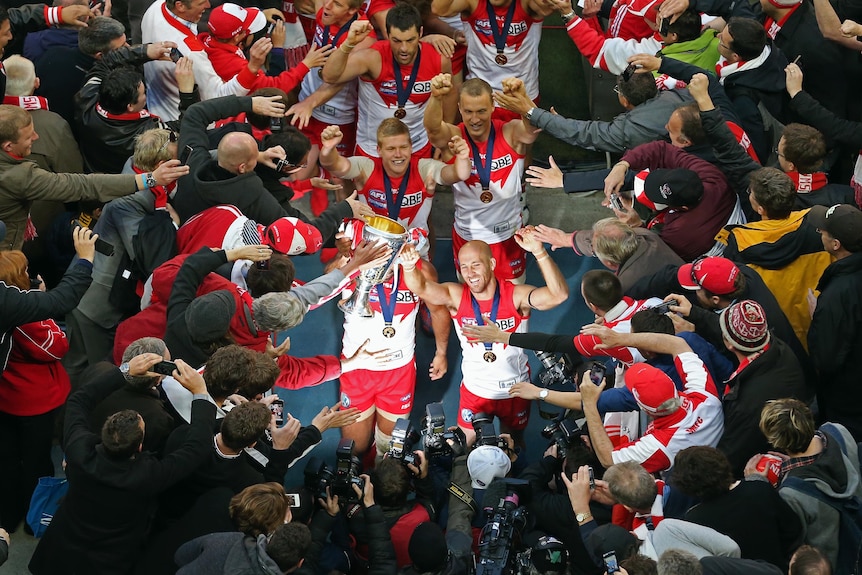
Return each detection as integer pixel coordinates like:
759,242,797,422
0,0,859,572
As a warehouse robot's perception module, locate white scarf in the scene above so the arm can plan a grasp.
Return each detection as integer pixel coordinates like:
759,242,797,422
716,45,772,85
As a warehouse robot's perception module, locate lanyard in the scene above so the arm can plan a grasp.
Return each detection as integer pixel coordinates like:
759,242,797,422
470,282,500,353
376,266,400,328
321,14,356,47
382,169,410,221
392,47,422,110
465,123,496,190
486,0,517,55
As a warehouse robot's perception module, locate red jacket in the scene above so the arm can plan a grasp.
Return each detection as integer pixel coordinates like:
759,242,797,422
0,320,70,416
113,254,265,363
200,33,310,93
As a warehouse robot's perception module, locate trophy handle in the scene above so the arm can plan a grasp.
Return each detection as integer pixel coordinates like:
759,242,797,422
339,283,374,318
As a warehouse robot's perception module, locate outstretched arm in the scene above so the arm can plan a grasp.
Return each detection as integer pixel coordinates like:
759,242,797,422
400,244,459,308
320,20,377,83
580,325,692,356
513,227,569,311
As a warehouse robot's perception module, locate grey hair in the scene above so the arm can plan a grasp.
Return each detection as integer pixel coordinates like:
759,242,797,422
657,550,702,575
252,292,307,332
78,16,125,56
3,55,36,96
122,337,168,390
591,218,640,266
603,461,657,511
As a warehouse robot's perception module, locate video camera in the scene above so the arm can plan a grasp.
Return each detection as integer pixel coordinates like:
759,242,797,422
422,402,459,459
477,478,531,575
303,438,365,503
388,418,420,466
535,351,578,420
472,413,508,450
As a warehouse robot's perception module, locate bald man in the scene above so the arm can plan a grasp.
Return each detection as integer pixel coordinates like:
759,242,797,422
172,95,370,243
400,228,568,442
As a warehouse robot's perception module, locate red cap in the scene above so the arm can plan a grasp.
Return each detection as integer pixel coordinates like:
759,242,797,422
208,3,267,39
625,363,680,418
262,217,323,255
677,257,740,295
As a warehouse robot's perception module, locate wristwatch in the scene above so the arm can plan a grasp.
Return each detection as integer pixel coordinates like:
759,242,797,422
561,10,576,22
539,388,549,400
576,511,593,524
525,107,536,121
119,362,132,381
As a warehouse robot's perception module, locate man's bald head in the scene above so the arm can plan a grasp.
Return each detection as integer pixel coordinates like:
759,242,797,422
459,240,492,263
218,132,259,175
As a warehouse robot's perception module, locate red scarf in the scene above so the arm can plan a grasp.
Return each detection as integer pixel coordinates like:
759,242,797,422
132,164,176,207
786,171,828,192
724,342,770,396
764,2,802,39
95,103,157,121
3,95,50,111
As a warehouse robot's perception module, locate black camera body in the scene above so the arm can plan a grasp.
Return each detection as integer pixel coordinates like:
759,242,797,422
303,456,336,500
477,479,531,575
303,439,364,503
333,438,365,501
541,417,585,460
422,402,457,458
472,413,508,450
388,418,420,467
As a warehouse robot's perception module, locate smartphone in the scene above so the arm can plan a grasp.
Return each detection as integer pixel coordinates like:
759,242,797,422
265,21,276,38
285,493,300,506
658,16,670,36
169,47,182,63
609,193,625,212
588,466,595,490
88,0,102,9
621,63,638,82
29,277,42,289
151,360,178,376
71,220,115,256
589,362,606,386
652,298,679,315
603,551,620,574
270,115,283,132
178,144,193,165
270,398,285,426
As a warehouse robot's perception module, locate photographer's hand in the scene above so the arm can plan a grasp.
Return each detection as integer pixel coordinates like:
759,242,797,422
407,450,429,479
561,465,593,524
319,487,340,517
271,413,301,450
353,474,375,507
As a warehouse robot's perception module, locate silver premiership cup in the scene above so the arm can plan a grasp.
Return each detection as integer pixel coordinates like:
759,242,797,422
338,215,409,318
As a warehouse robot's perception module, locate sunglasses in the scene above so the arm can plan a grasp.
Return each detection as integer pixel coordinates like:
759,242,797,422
158,130,178,156
275,158,307,174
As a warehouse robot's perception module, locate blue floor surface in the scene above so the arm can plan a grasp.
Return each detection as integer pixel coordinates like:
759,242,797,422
278,238,603,486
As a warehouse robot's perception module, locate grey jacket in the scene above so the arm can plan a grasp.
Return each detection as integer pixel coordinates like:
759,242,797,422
529,89,692,153
778,423,862,569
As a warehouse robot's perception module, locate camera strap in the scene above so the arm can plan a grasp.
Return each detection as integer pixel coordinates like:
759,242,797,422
447,482,478,514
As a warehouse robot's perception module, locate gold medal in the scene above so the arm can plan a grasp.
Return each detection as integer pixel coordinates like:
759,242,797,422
495,52,508,65
480,190,493,203
483,351,497,363
394,107,406,119
382,325,396,338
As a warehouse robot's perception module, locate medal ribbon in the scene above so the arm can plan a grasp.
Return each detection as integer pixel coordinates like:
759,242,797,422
466,122,496,190
376,266,400,328
486,0,517,57
320,14,357,47
392,47,422,111
382,169,410,221
470,282,500,353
